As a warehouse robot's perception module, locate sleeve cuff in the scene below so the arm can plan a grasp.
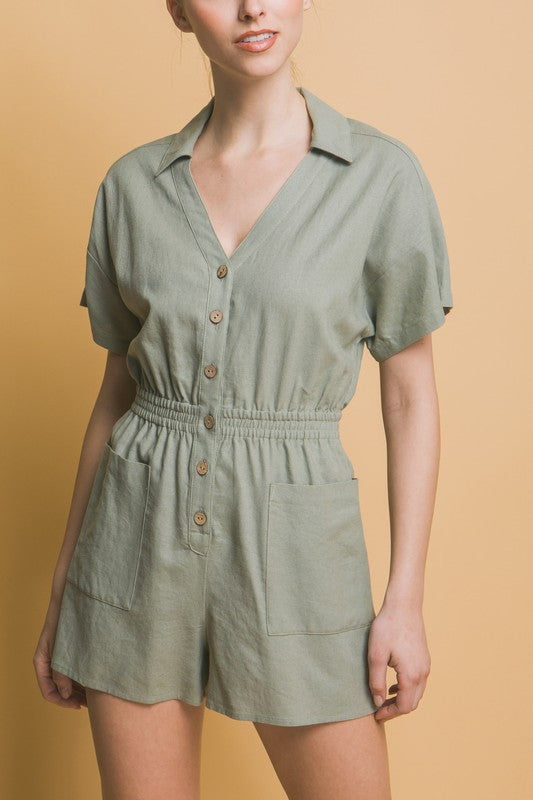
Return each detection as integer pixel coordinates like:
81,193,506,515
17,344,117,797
88,326,131,355
367,304,453,363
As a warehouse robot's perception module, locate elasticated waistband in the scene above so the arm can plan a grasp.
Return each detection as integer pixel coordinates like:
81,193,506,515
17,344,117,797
130,386,341,440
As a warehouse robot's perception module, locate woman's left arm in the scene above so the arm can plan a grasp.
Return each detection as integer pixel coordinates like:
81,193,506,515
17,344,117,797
368,331,441,721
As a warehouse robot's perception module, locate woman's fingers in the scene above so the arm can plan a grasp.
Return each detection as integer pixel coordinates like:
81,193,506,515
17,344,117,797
51,671,88,707
367,609,431,722
367,626,390,710
38,661,82,709
33,637,83,709
374,669,428,721
65,678,88,707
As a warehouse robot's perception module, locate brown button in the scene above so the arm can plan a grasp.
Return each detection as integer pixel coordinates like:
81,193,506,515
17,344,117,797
204,364,217,378
209,309,223,324
194,511,207,526
217,264,228,278
204,414,215,429
196,459,208,476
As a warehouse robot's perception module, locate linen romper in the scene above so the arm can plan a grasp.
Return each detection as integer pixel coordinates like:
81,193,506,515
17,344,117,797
50,85,453,726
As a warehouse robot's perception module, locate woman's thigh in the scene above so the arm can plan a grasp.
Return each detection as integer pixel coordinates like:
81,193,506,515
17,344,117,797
254,712,391,800
85,688,205,800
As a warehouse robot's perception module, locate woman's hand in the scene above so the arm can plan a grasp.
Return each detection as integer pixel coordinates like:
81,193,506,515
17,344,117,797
367,602,431,722
33,608,87,709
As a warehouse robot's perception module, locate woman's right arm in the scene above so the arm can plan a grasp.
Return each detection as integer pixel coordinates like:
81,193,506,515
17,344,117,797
33,351,138,708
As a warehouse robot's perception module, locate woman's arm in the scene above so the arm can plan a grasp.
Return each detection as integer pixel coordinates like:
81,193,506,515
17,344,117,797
34,351,137,707
368,332,440,721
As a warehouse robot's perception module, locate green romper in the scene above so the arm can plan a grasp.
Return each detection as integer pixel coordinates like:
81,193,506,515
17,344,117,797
50,85,453,726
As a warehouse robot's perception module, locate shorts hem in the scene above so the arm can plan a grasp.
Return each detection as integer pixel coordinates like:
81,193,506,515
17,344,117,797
204,697,378,726
50,660,204,708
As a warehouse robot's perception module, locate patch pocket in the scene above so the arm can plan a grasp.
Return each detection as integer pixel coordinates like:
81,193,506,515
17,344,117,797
265,478,375,635
66,441,151,610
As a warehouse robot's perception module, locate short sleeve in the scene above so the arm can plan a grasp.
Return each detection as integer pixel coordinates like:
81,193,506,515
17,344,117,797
360,147,454,363
79,181,142,355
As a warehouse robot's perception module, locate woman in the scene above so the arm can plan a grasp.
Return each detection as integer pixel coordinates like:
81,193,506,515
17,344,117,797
34,1,453,797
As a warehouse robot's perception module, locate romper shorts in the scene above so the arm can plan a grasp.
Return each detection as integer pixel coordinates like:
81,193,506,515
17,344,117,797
51,385,379,726
50,85,453,725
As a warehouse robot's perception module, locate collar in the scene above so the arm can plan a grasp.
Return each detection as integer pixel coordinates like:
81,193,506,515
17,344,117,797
154,85,355,177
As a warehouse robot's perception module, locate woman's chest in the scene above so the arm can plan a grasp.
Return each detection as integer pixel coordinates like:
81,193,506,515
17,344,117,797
188,143,312,262
108,157,382,327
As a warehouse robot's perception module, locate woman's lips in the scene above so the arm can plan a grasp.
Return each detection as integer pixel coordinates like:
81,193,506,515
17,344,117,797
234,32,278,52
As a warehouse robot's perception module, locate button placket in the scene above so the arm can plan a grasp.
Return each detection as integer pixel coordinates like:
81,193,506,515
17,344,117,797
187,263,230,555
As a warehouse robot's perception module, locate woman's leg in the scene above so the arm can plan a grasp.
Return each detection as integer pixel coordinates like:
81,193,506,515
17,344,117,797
85,688,205,800
254,712,391,800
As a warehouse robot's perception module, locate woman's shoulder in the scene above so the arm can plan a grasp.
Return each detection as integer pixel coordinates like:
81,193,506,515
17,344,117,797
344,113,428,183
97,131,177,189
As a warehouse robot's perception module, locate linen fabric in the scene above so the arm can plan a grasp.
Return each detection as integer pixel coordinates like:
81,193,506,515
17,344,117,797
50,85,453,725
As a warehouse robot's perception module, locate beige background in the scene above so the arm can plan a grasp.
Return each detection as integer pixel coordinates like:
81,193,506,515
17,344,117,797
2,1,532,798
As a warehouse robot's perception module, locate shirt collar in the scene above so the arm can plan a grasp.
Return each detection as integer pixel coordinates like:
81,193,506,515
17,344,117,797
154,85,355,177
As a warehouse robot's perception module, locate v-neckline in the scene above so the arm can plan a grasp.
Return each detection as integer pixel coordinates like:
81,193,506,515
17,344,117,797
186,151,313,263
172,87,327,270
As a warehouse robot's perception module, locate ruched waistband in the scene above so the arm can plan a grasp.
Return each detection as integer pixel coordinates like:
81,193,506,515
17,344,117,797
130,386,341,440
